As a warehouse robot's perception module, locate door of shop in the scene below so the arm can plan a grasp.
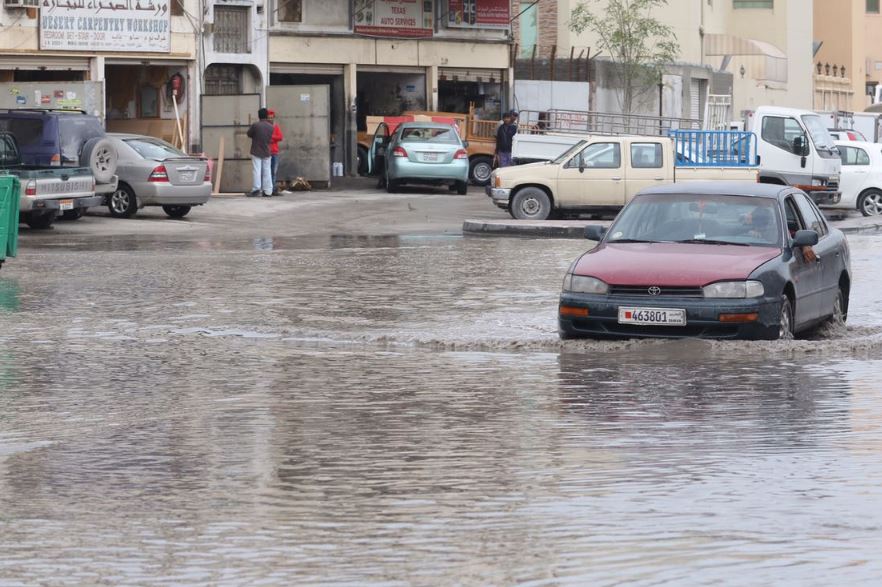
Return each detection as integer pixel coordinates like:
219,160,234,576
266,85,330,187
200,94,261,193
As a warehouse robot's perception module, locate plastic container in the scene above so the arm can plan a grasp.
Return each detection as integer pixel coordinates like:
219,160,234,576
0,174,21,267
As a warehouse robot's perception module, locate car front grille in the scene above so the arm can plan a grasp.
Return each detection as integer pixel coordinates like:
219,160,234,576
608,285,704,298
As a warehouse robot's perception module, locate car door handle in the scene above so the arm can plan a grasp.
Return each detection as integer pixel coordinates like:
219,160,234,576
611,177,622,181
654,177,664,181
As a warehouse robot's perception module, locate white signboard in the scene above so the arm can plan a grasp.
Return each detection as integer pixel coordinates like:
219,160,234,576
40,0,171,53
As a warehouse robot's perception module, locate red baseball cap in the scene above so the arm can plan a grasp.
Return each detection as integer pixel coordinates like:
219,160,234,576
267,109,275,116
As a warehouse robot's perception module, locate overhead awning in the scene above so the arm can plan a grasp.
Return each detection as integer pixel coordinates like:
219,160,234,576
439,68,505,83
0,56,90,71
704,34,788,83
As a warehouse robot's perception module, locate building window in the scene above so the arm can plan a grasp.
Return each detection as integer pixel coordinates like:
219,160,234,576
204,64,243,95
277,0,301,23
733,0,772,7
213,6,250,53
869,0,880,13
518,1,538,58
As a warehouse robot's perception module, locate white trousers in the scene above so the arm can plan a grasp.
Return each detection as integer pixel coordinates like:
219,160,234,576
251,155,272,195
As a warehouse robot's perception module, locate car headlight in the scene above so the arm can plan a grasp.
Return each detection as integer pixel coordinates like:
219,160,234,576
812,178,824,187
562,274,609,294
703,280,765,298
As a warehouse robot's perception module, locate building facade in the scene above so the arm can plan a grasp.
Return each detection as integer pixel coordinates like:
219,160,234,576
1,0,203,150
513,0,814,123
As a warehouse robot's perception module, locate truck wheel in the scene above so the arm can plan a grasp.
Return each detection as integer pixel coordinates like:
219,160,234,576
163,205,191,218
469,156,493,186
61,208,85,220
81,138,118,184
108,183,138,218
511,187,552,220
26,212,54,229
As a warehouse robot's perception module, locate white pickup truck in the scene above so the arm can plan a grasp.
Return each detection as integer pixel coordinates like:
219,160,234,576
488,134,758,219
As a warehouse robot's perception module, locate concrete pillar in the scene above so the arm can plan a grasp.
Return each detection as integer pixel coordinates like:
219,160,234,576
90,56,105,119
344,63,358,176
427,64,439,111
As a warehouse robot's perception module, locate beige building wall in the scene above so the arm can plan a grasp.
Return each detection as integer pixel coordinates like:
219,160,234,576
556,0,813,116
814,0,865,112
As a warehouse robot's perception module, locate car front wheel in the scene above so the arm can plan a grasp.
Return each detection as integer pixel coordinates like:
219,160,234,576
777,296,794,341
163,205,191,218
511,187,552,220
827,287,847,326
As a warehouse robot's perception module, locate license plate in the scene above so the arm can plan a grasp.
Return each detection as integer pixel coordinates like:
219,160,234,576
422,153,439,162
59,199,74,211
618,307,686,326
180,172,196,182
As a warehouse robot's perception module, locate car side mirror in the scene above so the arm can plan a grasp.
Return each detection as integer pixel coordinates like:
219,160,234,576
792,229,819,247
792,135,809,156
585,225,607,241
578,159,586,173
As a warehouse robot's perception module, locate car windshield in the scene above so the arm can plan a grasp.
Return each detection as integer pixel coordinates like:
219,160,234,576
552,140,588,164
606,193,783,247
125,137,187,160
802,115,836,151
399,127,459,144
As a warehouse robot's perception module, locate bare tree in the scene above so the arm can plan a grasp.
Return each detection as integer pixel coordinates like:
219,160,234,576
570,0,680,115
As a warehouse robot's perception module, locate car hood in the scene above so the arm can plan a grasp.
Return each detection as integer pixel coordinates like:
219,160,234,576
574,242,781,286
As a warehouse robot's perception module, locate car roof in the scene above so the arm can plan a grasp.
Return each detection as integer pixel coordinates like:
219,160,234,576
637,181,789,199
398,122,456,129
834,139,876,148
107,133,160,140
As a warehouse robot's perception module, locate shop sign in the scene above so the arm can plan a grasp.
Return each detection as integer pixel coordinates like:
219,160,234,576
354,0,433,38
447,0,509,29
39,0,171,53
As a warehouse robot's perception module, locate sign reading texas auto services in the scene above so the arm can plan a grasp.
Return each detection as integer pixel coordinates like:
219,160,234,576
448,0,509,29
354,0,433,38
40,0,171,52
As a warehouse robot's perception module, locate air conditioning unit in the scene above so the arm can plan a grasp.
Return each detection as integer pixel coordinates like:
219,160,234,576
4,0,39,7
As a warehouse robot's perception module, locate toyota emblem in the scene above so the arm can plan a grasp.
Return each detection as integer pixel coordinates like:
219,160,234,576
648,286,662,296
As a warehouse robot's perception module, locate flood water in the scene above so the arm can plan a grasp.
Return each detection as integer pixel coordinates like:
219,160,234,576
2,233,882,585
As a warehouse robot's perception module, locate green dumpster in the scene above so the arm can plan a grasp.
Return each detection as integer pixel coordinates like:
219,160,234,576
0,174,20,268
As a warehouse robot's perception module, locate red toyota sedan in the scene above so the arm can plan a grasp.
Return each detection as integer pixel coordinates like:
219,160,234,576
558,183,851,340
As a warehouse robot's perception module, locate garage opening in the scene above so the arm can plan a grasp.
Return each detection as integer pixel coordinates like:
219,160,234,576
356,71,427,130
438,69,504,120
104,64,190,148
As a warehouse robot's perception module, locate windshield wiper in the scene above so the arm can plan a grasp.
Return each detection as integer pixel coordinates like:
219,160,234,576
609,238,659,244
674,238,751,246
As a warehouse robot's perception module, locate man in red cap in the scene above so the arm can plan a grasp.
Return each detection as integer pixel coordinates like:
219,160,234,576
268,109,284,195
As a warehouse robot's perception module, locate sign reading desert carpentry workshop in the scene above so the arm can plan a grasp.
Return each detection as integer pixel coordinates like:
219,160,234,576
447,0,509,28
40,0,171,53
354,0,433,38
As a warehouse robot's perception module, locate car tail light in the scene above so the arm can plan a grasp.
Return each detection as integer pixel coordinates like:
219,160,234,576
50,154,60,166
148,165,169,182
392,147,408,158
204,166,211,182
25,180,36,197
847,131,858,140
454,149,468,160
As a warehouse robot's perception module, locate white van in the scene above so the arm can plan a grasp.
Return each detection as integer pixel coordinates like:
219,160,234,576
743,107,841,205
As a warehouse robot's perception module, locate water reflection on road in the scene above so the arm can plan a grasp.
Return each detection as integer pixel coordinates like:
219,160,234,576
1,234,882,584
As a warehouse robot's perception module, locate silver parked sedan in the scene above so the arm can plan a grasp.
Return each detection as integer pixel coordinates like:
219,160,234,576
373,122,470,194
106,133,211,218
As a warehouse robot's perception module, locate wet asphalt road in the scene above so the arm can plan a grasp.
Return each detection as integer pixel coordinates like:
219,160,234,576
2,192,882,585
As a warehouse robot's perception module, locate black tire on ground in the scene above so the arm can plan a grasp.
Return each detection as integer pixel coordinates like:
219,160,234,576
469,156,493,186
25,212,54,229
826,287,848,326
455,180,468,195
80,137,118,184
510,187,553,220
60,208,85,220
108,183,138,218
777,295,794,341
858,189,882,217
386,179,399,193
357,145,369,176
163,205,191,218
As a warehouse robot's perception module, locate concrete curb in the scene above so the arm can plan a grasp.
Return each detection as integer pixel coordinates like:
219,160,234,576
462,219,605,239
465,217,882,238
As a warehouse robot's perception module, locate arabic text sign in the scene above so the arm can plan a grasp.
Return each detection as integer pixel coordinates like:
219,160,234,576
353,0,432,39
40,0,171,53
448,0,509,29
